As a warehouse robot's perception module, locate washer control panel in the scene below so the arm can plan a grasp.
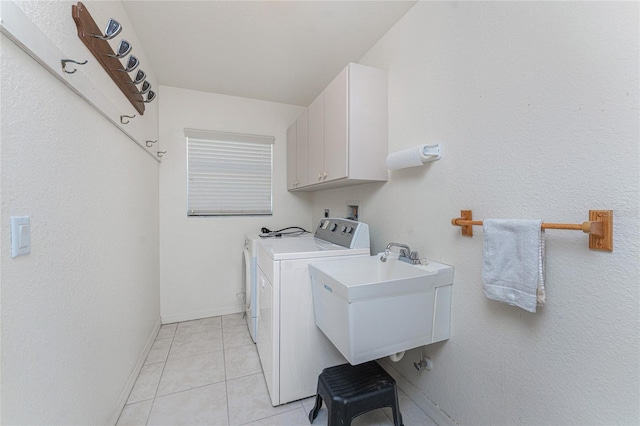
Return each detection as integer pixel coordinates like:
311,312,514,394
315,218,370,249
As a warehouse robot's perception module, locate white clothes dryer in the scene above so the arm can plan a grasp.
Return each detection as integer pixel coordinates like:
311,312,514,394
243,234,261,343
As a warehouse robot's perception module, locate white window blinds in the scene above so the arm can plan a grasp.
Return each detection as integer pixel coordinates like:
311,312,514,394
186,129,274,216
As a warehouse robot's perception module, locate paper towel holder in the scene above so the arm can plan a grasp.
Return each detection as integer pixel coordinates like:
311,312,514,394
420,144,441,162
386,143,442,170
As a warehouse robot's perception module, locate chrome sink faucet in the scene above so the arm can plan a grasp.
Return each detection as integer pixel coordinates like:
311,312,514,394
380,242,421,264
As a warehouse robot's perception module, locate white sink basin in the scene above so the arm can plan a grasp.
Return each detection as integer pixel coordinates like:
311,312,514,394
309,256,454,365
310,255,452,302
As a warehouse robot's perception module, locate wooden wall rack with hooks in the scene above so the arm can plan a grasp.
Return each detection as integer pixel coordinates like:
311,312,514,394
451,209,613,251
72,2,144,115
0,0,158,161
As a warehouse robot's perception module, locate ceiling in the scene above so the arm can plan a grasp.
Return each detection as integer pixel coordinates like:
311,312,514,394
122,1,416,106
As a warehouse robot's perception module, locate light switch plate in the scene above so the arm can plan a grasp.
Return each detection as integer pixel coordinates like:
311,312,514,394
11,216,30,257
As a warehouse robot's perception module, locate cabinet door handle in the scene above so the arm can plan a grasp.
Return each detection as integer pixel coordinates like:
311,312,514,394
323,172,328,179
318,173,322,181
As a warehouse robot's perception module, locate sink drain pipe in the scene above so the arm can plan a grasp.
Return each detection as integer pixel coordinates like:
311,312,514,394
388,351,405,362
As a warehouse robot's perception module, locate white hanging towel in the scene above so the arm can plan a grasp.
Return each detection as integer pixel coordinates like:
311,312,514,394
482,219,546,313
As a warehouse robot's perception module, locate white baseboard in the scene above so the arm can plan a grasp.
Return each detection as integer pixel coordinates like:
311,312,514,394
161,306,243,324
379,359,457,426
107,317,161,425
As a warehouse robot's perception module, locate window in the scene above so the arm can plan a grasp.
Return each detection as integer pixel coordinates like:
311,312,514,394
186,129,274,216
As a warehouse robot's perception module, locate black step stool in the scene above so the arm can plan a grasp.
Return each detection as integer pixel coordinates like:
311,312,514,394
308,362,403,426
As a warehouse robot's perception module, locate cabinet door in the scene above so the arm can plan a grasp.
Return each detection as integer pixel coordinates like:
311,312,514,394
295,110,309,187
323,67,348,182
286,121,297,190
307,92,324,184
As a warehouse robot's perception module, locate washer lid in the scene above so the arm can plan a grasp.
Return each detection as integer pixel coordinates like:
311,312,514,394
258,237,369,261
245,231,312,256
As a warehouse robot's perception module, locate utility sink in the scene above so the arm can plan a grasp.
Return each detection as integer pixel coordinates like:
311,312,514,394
309,256,454,365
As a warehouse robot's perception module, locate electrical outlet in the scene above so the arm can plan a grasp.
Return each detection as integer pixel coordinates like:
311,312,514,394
347,204,359,221
324,209,330,218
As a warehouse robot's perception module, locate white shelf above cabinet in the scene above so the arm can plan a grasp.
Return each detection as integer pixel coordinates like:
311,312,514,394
288,63,388,192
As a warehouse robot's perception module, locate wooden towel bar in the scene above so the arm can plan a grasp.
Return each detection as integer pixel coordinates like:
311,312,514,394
451,210,613,251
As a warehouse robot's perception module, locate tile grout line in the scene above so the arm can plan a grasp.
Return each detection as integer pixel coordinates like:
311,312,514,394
117,325,176,425
223,328,232,426
145,325,176,426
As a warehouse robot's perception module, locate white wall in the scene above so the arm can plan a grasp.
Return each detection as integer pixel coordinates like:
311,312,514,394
313,2,639,424
158,86,311,323
1,1,160,424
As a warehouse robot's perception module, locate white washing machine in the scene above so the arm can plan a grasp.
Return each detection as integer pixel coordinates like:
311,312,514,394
243,228,311,343
255,218,370,406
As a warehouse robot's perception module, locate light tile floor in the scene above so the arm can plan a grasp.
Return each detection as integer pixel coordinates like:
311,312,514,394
116,314,437,426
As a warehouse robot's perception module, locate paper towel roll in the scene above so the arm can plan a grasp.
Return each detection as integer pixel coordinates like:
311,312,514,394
386,144,441,170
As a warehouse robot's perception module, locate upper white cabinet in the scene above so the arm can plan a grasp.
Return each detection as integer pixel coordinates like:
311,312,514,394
286,122,297,190
288,63,388,192
286,110,309,190
307,91,325,185
322,67,349,183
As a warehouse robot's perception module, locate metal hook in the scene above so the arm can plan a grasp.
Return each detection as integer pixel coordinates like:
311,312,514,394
120,114,135,124
92,18,122,40
61,59,88,74
107,40,132,59
140,80,151,95
157,151,167,158
146,140,157,147
129,69,146,85
144,90,156,103
118,55,139,73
